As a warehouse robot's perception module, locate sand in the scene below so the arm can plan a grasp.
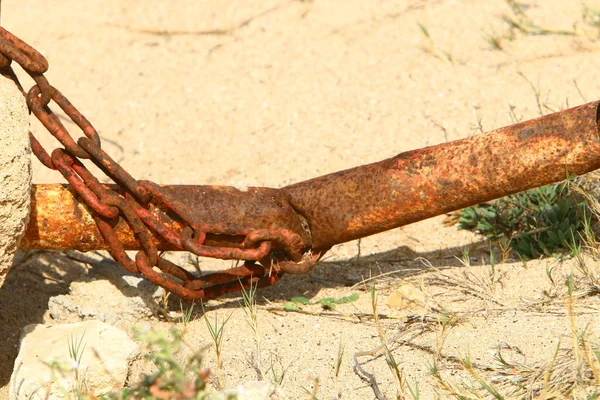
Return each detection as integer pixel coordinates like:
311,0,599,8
2,0,600,398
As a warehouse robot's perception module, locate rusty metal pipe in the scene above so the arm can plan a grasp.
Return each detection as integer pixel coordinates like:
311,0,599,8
283,100,600,251
20,101,600,254
21,185,311,252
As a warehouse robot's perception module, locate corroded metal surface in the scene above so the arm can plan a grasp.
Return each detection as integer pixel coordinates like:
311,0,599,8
283,101,600,251
1,25,318,299
6,23,600,299
22,184,312,255
23,101,600,256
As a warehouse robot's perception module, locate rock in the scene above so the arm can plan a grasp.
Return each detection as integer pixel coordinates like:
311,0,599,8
9,320,139,400
47,257,164,326
0,74,31,288
387,282,426,310
48,280,156,324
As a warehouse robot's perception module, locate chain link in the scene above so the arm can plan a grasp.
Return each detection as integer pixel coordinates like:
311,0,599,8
0,27,302,300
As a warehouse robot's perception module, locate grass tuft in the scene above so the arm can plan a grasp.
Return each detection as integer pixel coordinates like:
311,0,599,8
201,303,233,390
107,326,234,399
239,278,264,379
458,181,590,259
417,22,456,64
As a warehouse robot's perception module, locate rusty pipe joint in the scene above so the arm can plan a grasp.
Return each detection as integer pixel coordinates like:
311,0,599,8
23,101,600,257
19,100,600,299
22,183,320,270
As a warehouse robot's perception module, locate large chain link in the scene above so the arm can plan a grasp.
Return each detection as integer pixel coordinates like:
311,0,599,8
0,27,295,300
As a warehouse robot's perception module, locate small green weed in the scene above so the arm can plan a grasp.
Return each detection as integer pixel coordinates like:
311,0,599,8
201,304,233,389
369,285,405,396
283,293,359,311
417,22,456,64
503,0,578,38
239,279,264,379
483,1,600,51
179,301,196,337
264,352,291,386
68,331,87,384
43,331,91,399
458,182,590,259
107,327,233,399
583,4,600,34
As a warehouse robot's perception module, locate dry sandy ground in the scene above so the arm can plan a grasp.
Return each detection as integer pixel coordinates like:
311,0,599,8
2,0,600,398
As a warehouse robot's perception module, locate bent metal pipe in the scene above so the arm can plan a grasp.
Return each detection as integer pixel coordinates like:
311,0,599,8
5,24,600,299
7,22,600,299
22,100,600,258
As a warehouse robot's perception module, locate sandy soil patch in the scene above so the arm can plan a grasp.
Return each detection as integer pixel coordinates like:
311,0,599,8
2,1,600,398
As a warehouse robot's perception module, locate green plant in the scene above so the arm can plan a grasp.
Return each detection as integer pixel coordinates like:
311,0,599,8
458,182,590,259
482,1,600,51
201,304,233,390
179,301,197,337
417,22,455,64
583,4,600,34
370,285,405,397
264,352,291,386
106,327,234,399
334,337,344,380
406,379,420,400
282,293,359,311
239,279,263,379
68,331,87,384
429,269,600,400
41,331,91,399
503,0,578,37
483,30,505,51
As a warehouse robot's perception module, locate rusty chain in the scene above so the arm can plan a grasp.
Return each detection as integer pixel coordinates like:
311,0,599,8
4,24,600,306
0,27,314,300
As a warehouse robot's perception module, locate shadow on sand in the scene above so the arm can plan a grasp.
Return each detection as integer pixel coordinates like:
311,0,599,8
0,240,494,386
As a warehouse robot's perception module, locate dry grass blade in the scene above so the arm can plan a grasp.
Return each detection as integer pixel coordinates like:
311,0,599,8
422,271,505,307
488,345,599,398
353,285,431,400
